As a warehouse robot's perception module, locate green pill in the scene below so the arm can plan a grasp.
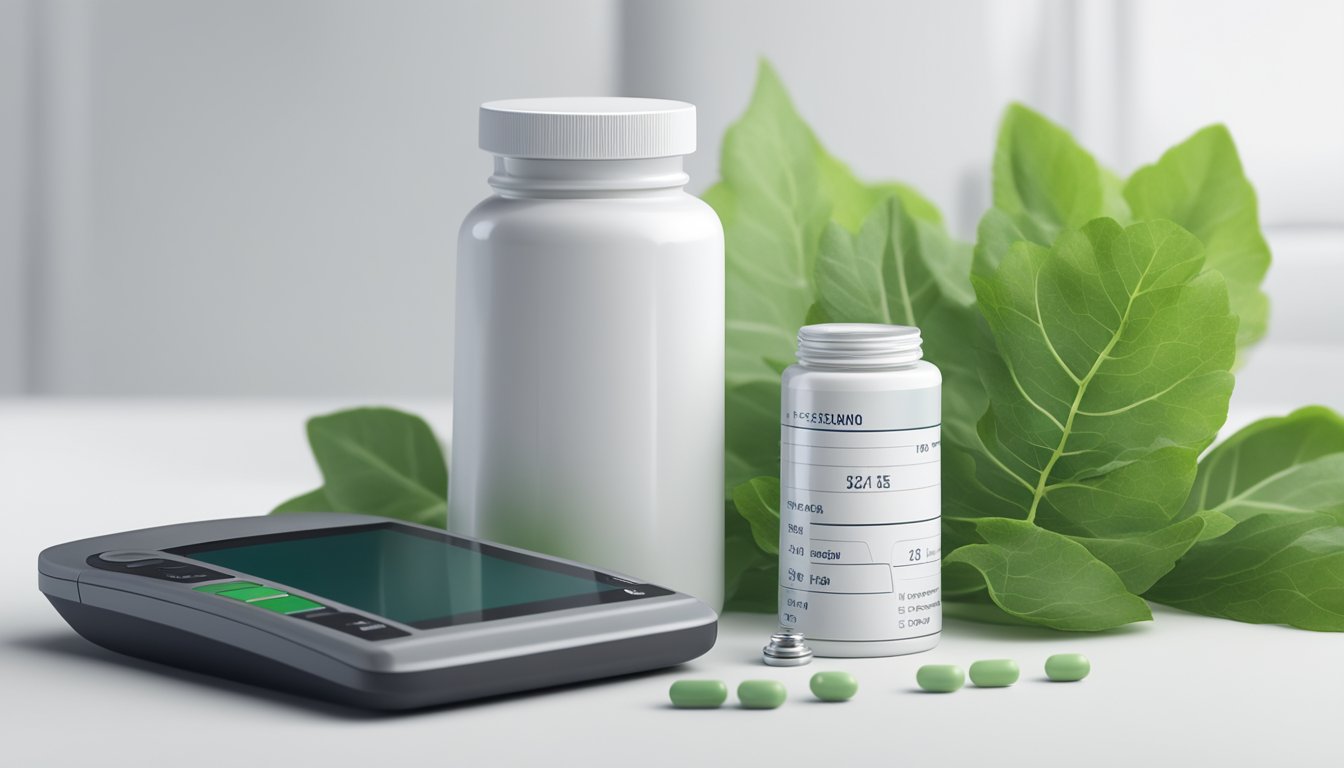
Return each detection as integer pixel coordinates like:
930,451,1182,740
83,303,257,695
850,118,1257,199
809,671,859,702
736,680,787,709
916,664,965,693
1045,653,1091,682
668,679,728,708
969,659,1019,688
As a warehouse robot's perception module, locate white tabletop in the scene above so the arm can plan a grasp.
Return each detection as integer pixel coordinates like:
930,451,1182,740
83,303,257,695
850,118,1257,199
3,395,1341,766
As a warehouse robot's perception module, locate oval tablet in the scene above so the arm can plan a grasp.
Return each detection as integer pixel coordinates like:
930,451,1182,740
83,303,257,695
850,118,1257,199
668,679,728,708
916,664,964,692
737,680,787,709
1045,653,1090,682
809,671,859,702
969,659,1019,688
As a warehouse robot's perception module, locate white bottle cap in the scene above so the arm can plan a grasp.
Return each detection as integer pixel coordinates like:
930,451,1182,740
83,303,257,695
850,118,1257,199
796,323,924,368
479,97,696,160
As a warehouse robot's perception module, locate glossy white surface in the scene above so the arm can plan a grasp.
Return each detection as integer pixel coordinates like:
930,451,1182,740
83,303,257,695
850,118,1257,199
2,397,1340,766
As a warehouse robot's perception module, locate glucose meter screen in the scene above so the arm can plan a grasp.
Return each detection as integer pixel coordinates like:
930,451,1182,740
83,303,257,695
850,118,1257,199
176,524,652,628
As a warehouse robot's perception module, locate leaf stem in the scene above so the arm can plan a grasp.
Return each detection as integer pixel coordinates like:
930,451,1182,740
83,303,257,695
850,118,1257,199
892,214,916,326
1025,234,1159,523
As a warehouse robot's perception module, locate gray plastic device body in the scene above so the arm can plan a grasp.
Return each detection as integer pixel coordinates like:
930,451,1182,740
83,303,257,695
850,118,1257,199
37,513,718,710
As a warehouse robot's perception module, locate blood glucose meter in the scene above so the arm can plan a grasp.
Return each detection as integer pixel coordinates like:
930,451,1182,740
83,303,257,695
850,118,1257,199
38,513,717,710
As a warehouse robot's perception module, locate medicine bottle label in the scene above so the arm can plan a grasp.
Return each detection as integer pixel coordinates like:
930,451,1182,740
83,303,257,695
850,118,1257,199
778,386,941,645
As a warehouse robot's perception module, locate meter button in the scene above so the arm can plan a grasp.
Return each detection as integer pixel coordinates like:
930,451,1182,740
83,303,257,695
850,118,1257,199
193,581,261,594
86,554,229,582
215,585,288,602
250,595,325,615
147,563,233,583
97,551,164,563
304,612,410,641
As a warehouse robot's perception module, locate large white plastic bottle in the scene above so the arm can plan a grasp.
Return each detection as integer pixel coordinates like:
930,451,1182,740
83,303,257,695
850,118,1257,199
451,98,725,610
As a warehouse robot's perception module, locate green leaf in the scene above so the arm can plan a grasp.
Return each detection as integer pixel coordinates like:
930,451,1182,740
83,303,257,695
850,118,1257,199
870,183,945,226
813,195,982,449
974,103,1129,276
943,593,1039,627
724,563,780,613
803,301,831,325
271,487,331,514
816,196,974,318
950,219,1237,626
1147,407,1344,630
1067,516,1205,594
1147,508,1344,631
723,498,777,613
700,182,735,227
1124,125,1271,351
819,149,943,230
303,407,448,527
943,518,1152,630
717,61,831,390
711,61,831,500
725,381,784,492
970,219,1236,529
992,104,1108,232
974,209,1033,278
1182,406,1344,525
731,476,781,556
722,499,776,613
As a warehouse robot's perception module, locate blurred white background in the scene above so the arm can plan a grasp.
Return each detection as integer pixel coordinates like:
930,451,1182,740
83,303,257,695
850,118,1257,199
2,0,1341,399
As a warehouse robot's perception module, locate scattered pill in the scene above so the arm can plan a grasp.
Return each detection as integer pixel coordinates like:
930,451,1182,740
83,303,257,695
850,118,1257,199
916,664,965,693
737,680,788,709
969,659,1019,688
809,671,859,702
1045,653,1090,682
669,679,728,708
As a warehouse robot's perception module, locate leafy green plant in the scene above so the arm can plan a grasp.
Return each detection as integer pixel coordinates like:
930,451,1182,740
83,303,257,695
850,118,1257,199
273,61,1344,632
711,62,1342,631
273,407,447,527
1146,407,1344,630
946,218,1235,628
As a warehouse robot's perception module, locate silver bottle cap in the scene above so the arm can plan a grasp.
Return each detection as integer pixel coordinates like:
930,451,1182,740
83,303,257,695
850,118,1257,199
762,627,813,667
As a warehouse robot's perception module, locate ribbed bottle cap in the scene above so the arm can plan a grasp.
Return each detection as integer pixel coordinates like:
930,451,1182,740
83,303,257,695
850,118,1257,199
479,97,696,160
796,323,923,368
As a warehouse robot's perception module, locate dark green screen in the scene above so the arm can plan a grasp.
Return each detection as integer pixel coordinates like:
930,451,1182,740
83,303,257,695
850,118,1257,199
187,527,620,626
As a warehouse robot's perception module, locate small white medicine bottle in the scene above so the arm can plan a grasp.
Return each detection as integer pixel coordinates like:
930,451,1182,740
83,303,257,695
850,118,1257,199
451,98,725,610
778,323,942,656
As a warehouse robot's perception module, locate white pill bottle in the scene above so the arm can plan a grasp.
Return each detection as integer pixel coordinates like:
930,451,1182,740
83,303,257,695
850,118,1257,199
778,324,942,656
451,98,725,610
